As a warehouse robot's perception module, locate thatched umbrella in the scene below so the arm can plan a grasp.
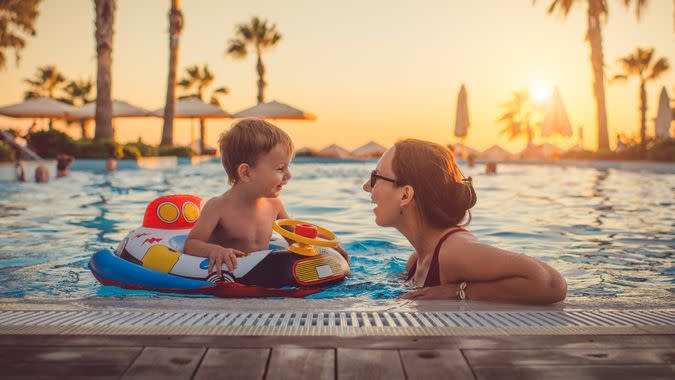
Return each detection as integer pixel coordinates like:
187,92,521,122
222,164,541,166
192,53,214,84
0,97,77,128
152,97,231,153
233,100,316,120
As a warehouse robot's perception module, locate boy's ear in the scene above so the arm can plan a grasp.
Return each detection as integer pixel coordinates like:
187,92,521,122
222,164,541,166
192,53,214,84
237,163,252,182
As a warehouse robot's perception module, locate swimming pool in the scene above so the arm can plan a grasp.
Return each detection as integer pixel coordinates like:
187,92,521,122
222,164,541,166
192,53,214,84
0,157,673,307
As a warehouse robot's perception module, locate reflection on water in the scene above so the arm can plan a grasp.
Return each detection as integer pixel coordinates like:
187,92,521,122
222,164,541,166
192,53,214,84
0,158,673,306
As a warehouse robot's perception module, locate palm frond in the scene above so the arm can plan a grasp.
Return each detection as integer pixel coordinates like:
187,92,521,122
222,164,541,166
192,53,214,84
647,57,670,80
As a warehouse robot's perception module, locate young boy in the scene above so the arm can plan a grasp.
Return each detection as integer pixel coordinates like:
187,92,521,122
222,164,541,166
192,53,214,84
184,118,293,279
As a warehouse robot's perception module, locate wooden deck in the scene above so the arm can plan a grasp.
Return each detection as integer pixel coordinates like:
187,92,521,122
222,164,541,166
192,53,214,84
0,334,672,379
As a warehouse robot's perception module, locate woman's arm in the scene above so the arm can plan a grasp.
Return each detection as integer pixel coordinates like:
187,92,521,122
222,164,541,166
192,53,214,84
403,233,567,304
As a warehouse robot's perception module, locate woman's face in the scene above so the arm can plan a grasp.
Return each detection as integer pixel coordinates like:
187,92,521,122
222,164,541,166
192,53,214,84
362,146,405,227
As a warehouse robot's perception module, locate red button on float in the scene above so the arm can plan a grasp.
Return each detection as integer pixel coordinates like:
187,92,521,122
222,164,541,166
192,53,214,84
295,224,318,239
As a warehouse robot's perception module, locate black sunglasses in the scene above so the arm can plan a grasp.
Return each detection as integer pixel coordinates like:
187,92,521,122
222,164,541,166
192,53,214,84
370,170,402,188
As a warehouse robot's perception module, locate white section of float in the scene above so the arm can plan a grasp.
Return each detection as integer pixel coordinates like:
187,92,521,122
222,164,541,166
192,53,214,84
119,226,288,280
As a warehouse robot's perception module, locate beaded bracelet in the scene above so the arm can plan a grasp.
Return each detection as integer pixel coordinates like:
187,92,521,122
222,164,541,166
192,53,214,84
456,281,467,300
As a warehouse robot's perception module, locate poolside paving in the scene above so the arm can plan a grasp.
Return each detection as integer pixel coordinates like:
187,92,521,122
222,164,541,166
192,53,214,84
0,333,673,379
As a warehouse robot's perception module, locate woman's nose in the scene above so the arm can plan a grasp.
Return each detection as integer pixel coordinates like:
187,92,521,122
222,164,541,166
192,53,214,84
362,179,371,193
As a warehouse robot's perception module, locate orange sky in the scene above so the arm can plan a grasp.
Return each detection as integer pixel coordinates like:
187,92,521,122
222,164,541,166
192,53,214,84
0,0,673,152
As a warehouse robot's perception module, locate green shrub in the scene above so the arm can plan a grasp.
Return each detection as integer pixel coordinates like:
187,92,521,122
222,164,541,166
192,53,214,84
158,145,194,157
647,138,675,161
122,145,142,160
27,129,77,158
0,141,15,162
75,139,122,159
125,141,158,157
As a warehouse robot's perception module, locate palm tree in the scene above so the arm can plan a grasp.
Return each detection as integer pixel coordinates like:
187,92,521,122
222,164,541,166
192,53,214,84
23,65,67,129
612,48,670,152
0,0,41,71
498,89,539,149
23,65,67,99
226,16,282,104
178,64,228,152
93,0,115,141
61,79,95,139
160,0,184,147
536,0,653,152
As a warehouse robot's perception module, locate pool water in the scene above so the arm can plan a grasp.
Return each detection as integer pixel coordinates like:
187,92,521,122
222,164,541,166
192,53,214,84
0,157,673,306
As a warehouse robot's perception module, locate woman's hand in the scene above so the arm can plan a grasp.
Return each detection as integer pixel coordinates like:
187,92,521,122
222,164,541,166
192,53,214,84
335,244,350,264
400,284,459,300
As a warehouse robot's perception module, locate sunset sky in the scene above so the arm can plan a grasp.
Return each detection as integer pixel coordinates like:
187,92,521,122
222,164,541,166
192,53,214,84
0,0,673,152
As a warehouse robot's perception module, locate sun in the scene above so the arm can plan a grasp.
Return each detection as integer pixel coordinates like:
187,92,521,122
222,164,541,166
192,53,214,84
529,81,553,103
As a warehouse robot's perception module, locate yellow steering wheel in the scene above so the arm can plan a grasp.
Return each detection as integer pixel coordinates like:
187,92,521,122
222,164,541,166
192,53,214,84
272,219,338,256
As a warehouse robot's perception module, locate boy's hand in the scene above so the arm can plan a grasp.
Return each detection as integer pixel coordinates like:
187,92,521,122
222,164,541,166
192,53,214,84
209,248,248,278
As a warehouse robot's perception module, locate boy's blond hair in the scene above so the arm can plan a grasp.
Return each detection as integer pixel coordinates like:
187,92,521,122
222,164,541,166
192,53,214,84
218,118,294,184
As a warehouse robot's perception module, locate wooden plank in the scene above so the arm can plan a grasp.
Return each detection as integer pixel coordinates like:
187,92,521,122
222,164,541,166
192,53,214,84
337,348,405,380
464,348,675,367
122,346,205,380
472,365,675,380
266,347,334,380
0,346,141,378
400,349,474,379
193,348,269,380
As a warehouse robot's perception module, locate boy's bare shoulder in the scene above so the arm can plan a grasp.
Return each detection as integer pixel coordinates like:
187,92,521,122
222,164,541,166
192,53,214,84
202,194,230,211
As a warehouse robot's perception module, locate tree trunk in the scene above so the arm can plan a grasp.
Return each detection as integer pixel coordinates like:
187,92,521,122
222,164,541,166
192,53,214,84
639,80,647,152
586,1,610,151
93,0,115,141
199,118,206,154
161,0,183,146
80,119,88,139
256,48,266,104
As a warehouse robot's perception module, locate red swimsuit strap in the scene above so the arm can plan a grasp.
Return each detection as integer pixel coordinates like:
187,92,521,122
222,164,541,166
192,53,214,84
406,228,467,287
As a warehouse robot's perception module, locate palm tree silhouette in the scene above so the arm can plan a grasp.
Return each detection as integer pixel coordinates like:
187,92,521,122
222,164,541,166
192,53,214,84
178,64,229,152
227,16,282,104
23,65,67,129
161,0,184,146
93,0,115,140
535,0,654,152
612,48,670,152
23,65,67,99
498,89,541,150
61,79,95,139
0,0,40,71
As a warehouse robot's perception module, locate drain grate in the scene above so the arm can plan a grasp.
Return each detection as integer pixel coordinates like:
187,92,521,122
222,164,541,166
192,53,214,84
0,310,672,336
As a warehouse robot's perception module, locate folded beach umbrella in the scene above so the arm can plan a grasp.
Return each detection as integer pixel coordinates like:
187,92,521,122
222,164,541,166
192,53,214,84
233,100,316,120
0,96,77,118
453,84,470,138
541,87,572,137
69,99,151,119
654,87,671,138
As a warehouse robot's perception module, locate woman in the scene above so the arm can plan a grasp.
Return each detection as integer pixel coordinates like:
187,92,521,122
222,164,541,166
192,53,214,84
363,139,567,304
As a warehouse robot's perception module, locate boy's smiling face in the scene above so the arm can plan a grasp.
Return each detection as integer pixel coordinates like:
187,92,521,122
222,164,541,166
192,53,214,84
249,143,293,198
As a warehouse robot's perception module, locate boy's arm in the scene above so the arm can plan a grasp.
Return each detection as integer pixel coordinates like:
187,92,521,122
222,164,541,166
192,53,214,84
184,199,246,277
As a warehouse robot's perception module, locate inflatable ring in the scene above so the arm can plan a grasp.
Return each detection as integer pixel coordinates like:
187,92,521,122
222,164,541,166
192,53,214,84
273,219,338,256
89,195,350,297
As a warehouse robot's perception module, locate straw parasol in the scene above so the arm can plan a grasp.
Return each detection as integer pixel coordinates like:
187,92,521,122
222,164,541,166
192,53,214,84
152,97,231,153
317,144,351,158
68,99,151,119
352,141,386,158
233,100,316,120
478,145,514,161
654,87,671,138
0,96,77,119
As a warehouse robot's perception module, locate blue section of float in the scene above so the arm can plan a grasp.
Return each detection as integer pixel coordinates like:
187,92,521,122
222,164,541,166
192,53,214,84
89,249,213,291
